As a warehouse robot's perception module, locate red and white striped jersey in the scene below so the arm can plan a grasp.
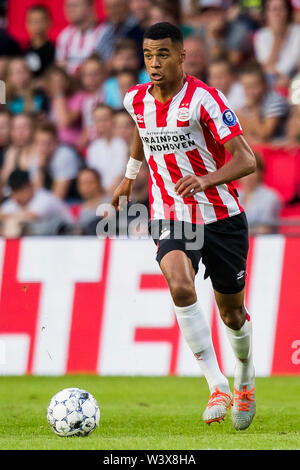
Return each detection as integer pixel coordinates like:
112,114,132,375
56,23,104,75
123,74,244,225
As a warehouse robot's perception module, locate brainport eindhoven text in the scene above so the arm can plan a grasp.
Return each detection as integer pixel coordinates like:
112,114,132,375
141,132,196,152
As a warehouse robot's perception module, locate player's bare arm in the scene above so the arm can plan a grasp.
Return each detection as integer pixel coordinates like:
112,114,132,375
175,135,256,198
111,127,144,210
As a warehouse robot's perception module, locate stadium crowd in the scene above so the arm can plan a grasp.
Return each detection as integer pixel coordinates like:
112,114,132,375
0,0,300,237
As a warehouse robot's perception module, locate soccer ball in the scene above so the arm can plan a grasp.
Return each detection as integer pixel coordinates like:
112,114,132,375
47,387,100,437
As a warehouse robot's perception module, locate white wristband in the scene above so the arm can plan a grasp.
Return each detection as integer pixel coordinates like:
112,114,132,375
125,157,142,180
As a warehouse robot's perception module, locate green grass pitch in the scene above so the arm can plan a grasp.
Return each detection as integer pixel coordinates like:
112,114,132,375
0,375,299,450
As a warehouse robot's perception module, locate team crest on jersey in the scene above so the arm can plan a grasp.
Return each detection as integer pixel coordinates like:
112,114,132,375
136,114,144,124
222,109,237,127
177,107,190,122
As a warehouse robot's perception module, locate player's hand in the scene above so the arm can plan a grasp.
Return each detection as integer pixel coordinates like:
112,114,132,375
111,177,134,211
175,175,208,198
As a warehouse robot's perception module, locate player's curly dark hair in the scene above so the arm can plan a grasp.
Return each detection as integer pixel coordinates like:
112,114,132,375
143,22,183,45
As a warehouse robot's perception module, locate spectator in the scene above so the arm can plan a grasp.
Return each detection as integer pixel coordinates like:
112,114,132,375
183,36,207,82
285,72,300,202
104,69,138,109
24,5,55,78
192,0,229,62
46,65,83,147
86,104,128,196
193,0,253,67
96,0,144,64
286,104,300,143
118,68,138,97
105,39,148,77
102,40,149,107
1,113,35,188
76,168,106,234
238,153,282,235
223,2,255,67
208,58,246,110
30,122,82,200
286,72,300,143
6,57,48,116
149,2,178,26
78,54,106,148
254,0,300,81
129,0,153,29
0,2,21,80
56,0,104,75
237,62,289,142
225,1,263,33
0,169,73,237
292,0,300,24
0,109,11,171
148,0,193,38
113,109,135,151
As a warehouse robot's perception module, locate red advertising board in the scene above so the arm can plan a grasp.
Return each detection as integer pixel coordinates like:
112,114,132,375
0,237,299,376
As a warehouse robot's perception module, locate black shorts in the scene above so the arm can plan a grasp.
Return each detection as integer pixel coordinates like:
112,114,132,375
149,212,249,295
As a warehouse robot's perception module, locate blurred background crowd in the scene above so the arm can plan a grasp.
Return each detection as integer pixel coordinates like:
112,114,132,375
0,0,300,238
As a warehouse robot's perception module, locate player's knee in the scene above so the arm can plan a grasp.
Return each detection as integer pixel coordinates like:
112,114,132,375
169,278,196,307
220,305,245,330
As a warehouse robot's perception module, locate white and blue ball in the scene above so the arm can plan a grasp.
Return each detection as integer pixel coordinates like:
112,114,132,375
47,387,100,437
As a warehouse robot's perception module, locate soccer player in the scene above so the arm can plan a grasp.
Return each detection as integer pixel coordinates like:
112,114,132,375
111,23,256,430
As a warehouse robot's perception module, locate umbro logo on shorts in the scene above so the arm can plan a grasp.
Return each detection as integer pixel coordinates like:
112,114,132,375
237,270,245,280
